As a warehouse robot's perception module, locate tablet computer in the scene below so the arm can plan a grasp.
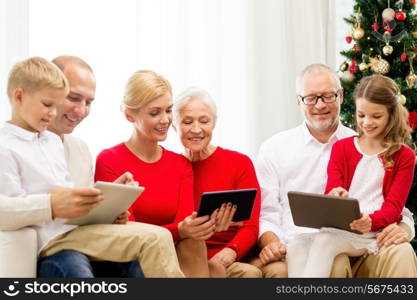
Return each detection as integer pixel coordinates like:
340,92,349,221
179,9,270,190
66,181,144,226
287,191,361,233
196,188,257,222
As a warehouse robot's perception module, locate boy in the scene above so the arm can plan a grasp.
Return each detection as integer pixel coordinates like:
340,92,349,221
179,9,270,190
0,57,184,277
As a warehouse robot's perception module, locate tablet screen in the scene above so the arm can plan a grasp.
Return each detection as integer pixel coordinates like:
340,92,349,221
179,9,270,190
197,188,257,222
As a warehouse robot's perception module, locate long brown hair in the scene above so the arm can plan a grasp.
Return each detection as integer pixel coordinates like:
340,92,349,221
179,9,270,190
353,74,412,168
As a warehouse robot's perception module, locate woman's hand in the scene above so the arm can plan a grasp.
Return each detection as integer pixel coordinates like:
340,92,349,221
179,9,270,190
210,247,237,268
350,213,372,233
376,223,410,247
328,187,349,197
211,203,243,232
113,210,130,224
178,212,216,240
113,172,139,186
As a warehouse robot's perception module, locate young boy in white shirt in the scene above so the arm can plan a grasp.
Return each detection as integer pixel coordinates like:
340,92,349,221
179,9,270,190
0,57,184,278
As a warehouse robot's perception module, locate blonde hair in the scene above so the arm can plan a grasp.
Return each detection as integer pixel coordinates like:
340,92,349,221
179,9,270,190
173,87,217,125
121,70,172,112
7,57,69,100
353,74,413,168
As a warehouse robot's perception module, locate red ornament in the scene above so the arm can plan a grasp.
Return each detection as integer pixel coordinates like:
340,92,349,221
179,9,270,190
372,22,379,31
349,57,358,74
395,11,407,21
409,0,416,5
352,44,361,52
345,35,352,44
401,53,407,62
408,112,417,130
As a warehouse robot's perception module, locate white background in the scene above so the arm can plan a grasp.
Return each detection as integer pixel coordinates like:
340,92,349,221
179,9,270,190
0,0,354,160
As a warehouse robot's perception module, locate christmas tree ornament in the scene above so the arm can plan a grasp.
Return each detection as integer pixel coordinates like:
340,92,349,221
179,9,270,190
372,22,379,31
370,56,390,74
349,57,358,74
345,35,352,43
406,71,417,88
382,44,394,55
399,94,407,105
382,8,395,21
341,71,355,82
395,11,407,21
339,61,349,72
359,62,369,71
410,0,416,5
352,44,361,51
401,52,407,62
352,27,365,40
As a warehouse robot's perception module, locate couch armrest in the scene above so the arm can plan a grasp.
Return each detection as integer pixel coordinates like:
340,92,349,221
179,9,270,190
0,228,37,277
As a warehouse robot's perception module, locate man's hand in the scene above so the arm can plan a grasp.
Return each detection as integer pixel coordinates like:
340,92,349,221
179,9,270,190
350,213,372,233
113,210,130,224
376,223,410,247
50,187,103,219
328,187,349,197
210,247,237,268
113,172,138,186
259,241,286,265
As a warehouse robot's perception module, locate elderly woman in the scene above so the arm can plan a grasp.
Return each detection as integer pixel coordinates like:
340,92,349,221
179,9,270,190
95,71,218,277
173,87,262,277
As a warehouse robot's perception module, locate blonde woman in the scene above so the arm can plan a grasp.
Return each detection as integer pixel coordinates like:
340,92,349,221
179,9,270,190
95,70,216,277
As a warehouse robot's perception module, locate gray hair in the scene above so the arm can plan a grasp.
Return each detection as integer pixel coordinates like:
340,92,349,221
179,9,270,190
173,87,217,125
295,63,341,95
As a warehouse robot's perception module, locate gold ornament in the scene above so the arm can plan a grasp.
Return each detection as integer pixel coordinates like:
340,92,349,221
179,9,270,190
369,56,390,74
412,31,417,38
352,27,365,40
359,62,369,71
399,94,406,105
406,72,417,88
340,61,349,72
382,44,393,56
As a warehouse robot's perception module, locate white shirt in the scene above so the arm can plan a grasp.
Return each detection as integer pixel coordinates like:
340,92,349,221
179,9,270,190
64,134,94,188
256,122,415,245
349,138,385,215
0,123,76,252
0,133,94,231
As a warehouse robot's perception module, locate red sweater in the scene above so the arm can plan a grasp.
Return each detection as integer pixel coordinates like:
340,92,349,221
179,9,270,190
193,147,261,260
325,136,415,232
94,143,194,242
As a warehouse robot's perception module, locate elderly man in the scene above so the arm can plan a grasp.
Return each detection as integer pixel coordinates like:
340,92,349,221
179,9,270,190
0,56,183,278
253,63,417,277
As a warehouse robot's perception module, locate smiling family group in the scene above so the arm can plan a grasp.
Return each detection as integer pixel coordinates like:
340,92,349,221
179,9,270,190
0,55,416,278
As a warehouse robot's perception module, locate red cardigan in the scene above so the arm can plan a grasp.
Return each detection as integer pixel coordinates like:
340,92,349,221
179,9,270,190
193,147,261,260
94,143,194,242
325,136,415,232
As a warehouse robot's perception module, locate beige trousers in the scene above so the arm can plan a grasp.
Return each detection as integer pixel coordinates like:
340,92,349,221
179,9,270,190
250,243,417,278
226,262,263,278
40,222,184,278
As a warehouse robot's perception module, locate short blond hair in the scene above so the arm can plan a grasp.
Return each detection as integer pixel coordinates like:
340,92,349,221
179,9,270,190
122,70,172,112
7,56,69,100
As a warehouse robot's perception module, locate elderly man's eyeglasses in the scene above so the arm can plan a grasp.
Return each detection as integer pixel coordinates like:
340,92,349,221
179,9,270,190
298,91,339,105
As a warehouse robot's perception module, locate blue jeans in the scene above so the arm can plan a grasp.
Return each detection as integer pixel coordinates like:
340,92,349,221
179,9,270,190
37,250,144,278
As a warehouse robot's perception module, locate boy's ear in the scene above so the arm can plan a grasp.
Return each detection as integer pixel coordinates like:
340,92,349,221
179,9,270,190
12,88,24,105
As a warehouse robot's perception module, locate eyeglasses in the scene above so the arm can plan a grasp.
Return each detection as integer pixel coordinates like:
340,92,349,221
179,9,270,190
298,91,339,105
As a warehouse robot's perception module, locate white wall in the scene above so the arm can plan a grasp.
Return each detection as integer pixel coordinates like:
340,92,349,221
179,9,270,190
0,0,351,161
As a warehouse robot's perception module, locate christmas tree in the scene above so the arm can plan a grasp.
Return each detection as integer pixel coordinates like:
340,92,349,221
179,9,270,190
339,0,417,252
